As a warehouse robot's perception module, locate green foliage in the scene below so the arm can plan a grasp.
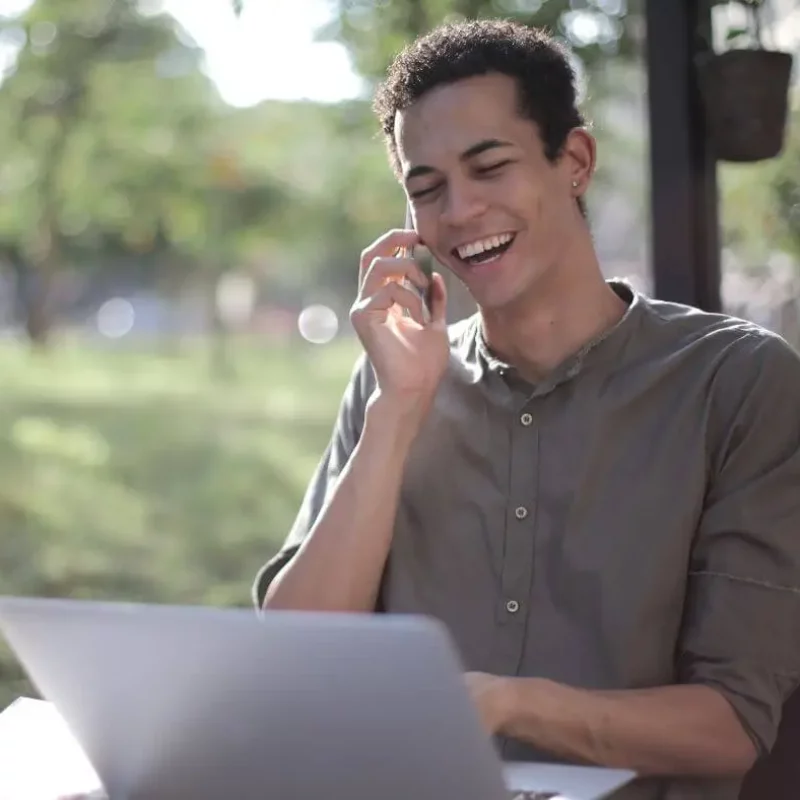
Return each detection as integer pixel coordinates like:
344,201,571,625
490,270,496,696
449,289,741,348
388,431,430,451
224,99,406,300
769,107,800,261
0,337,361,708
316,0,644,85
709,0,769,50
718,98,800,267
0,0,287,340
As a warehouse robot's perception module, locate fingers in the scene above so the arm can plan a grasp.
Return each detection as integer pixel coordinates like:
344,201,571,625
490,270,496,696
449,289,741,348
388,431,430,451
359,229,420,284
356,230,448,329
427,272,448,327
352,281,427,326
360,256,430,299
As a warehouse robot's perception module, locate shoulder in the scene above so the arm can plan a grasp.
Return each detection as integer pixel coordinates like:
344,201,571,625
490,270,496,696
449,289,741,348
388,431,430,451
637,292,800,387
639,293,764,351
637,294,800,454
712,325,800,435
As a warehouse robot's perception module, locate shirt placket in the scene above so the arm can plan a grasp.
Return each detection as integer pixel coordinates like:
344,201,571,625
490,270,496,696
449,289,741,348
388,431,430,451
492,392,540,676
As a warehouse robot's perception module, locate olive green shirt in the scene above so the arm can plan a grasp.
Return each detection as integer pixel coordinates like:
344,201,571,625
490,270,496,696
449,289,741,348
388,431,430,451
254,281,800,800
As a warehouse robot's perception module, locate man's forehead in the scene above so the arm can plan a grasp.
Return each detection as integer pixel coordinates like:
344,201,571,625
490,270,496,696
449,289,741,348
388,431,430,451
393,75,524,166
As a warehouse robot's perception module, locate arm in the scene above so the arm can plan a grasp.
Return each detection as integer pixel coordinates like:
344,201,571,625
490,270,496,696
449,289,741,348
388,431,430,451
262,392,423,613
475,675,756,776
256,229,450,612
472,331,800,779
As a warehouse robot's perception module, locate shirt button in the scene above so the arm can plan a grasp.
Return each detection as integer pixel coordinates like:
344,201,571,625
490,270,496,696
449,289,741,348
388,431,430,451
506,599,520,614
520,412,533,426
515,506,528,520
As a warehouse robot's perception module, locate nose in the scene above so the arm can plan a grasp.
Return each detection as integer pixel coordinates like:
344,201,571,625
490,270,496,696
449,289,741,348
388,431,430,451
440,179,488,228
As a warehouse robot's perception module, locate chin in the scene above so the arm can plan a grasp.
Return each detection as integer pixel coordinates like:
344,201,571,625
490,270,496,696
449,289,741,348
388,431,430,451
458,264,533,313
472,288,525,313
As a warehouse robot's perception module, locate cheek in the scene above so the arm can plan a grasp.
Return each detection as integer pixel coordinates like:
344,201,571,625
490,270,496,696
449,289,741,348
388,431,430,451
412,211,439,249
496,173,542,221
519,178,566,231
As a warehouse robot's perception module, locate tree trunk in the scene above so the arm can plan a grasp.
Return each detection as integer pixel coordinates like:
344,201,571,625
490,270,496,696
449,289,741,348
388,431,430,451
7,250,54,348
207,272,234,380
24,216,61,348
18,80,89,346
23,268,53,347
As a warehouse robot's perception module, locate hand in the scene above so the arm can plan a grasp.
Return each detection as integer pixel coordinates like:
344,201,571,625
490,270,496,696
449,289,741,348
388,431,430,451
465,671,515,736
351,229,449,408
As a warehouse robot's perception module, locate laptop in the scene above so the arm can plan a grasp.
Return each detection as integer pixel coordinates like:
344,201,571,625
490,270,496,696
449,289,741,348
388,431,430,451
0,596,635,800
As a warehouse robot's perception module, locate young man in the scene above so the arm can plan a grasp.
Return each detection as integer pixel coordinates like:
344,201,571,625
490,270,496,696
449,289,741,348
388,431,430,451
254,19,800,800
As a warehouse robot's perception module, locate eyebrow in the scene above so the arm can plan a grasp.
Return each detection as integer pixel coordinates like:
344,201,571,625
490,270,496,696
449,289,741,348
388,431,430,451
404,138,514,182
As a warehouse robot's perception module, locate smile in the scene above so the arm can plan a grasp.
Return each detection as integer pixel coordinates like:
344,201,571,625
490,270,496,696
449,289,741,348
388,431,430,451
452,233,516,266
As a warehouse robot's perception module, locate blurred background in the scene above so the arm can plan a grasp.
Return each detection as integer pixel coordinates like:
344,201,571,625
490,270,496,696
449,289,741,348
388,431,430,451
0,0,798,705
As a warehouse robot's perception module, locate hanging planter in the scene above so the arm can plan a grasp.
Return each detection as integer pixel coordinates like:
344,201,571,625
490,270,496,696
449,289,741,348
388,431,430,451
697,0,794,163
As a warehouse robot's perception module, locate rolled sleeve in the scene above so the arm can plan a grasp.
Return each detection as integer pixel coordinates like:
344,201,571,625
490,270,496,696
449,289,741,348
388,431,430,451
251,353,374,609
677,332,800,754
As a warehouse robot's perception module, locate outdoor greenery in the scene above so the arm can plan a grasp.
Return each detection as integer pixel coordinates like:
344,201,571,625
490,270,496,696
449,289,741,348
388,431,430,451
0,336,360,708
0,0,797,706
319,0,645,83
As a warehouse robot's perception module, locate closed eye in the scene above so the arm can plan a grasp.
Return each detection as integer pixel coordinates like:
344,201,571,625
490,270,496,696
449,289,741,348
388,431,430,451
410,183,443,200
475,160,512,175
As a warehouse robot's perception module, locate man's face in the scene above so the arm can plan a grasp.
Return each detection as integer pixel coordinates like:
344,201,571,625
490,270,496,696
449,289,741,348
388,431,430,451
395,73,592,311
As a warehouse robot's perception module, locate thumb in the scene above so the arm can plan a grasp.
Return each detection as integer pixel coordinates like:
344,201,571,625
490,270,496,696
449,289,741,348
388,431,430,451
428,272,448,327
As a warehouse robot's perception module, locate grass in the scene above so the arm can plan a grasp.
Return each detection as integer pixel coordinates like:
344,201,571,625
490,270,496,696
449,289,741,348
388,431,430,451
0,335,361,708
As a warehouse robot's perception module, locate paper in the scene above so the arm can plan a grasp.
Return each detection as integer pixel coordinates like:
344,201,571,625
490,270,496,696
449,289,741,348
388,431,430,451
0,697,104,800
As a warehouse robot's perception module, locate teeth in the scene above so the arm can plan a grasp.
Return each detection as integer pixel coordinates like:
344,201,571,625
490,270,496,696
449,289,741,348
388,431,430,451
457,233,513,259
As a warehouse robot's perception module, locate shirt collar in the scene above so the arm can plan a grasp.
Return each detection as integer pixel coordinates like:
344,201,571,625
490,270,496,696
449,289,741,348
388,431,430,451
467,278,644,393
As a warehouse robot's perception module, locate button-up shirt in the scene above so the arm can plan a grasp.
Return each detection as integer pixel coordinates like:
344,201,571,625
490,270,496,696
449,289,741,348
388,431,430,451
254,281,800,800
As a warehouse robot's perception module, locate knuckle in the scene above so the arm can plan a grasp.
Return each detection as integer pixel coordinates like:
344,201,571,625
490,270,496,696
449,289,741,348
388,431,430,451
364,256,385,278
350,294,369,315
360,244,376,268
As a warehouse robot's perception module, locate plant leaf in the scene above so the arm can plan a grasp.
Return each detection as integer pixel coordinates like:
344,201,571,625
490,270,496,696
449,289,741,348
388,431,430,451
725,26,750,42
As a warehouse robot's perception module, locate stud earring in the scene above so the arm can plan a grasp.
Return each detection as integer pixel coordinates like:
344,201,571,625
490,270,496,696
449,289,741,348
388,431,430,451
572,181,579,188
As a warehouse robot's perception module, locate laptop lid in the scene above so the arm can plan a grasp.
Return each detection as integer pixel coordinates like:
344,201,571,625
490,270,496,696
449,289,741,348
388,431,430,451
502,762,636,800
0,596,511,800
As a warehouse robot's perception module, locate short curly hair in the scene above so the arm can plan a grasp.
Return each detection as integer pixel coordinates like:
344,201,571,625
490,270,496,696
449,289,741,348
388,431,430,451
373,19,586,175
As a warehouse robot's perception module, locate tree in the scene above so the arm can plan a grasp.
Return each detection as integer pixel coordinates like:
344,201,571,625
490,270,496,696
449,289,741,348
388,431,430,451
316,0,645,85
0,0,283,345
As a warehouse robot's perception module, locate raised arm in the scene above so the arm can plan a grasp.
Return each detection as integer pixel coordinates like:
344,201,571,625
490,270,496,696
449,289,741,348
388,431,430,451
256,229,449,613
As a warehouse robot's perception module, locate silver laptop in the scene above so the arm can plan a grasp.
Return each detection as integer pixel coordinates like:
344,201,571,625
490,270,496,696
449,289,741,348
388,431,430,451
0,596,635,800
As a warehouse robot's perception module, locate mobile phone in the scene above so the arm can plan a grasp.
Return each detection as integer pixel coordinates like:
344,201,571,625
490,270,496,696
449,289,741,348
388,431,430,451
400,203,434,322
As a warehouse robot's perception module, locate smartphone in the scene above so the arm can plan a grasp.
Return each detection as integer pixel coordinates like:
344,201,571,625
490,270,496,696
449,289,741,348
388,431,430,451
400,203,434,322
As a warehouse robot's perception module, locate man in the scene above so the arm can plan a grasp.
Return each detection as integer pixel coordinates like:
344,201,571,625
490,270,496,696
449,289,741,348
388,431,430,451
254,19,800,800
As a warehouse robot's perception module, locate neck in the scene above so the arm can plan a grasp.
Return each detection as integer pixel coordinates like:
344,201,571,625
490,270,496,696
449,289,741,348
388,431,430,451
480,243,627,382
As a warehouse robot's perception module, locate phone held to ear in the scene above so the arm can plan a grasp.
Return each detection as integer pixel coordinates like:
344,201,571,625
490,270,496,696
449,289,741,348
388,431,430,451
399,204,434,323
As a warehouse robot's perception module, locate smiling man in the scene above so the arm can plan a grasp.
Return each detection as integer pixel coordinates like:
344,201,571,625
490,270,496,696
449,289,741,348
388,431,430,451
254,19,800,800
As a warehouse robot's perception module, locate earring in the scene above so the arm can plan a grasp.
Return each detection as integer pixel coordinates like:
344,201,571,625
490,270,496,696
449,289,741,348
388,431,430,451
572,181,579,188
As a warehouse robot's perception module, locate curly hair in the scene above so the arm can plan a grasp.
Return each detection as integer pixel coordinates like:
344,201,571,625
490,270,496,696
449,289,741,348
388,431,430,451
373,19,586,175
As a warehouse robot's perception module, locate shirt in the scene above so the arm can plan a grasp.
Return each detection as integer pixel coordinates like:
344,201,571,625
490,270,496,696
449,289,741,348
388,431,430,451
254,281,800,800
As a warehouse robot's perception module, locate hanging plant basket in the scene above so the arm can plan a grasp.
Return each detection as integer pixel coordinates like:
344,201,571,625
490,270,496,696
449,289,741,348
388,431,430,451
697,48,793,163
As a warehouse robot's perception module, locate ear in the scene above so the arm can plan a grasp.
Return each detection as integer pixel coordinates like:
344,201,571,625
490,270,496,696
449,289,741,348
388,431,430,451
561,128,596,197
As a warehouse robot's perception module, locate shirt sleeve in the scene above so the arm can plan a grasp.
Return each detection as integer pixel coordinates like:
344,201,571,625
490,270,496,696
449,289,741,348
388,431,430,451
251,353,375,609
677,331,800,755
